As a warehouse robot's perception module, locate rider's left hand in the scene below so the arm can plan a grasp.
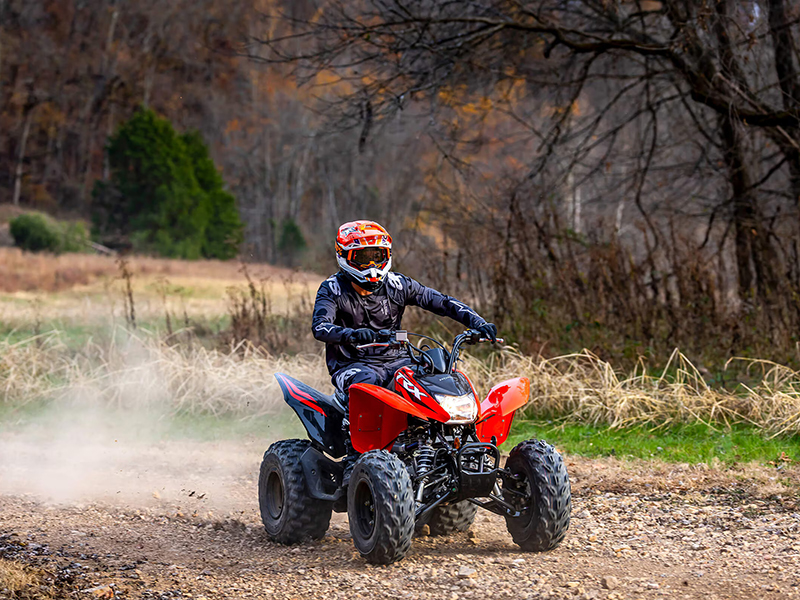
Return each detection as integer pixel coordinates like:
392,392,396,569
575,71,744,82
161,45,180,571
477,322,498,343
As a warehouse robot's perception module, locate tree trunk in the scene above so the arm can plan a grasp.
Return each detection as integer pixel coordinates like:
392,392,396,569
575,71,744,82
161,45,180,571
767,0,800,215
12,105,34,206
720,114,780,303
0,0,5,87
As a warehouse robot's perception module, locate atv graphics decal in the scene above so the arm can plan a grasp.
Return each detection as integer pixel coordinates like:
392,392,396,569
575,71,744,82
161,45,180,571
392,367,450,422
395,370,423,400
276,374,326,416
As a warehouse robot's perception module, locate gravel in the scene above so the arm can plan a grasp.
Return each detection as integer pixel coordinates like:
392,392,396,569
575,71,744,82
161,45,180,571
1,448,799,599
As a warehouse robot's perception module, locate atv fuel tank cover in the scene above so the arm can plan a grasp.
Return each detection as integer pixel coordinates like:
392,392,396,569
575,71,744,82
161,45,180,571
417,372,473,397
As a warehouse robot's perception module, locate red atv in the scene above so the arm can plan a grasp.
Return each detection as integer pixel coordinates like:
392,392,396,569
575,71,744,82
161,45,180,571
259,329,571,564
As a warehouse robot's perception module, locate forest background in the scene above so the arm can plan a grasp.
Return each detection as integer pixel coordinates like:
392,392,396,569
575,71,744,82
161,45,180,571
3,0,800,377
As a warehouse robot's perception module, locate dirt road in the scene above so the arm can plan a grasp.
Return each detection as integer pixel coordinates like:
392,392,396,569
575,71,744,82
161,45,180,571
1,437,799,600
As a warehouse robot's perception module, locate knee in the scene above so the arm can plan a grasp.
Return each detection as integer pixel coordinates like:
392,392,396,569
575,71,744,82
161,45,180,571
352,370,380,386
335,367,380,391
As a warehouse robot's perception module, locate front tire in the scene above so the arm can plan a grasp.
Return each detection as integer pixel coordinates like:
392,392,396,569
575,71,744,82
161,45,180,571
348,450,414,564
503,439,571,551
258,439,332,544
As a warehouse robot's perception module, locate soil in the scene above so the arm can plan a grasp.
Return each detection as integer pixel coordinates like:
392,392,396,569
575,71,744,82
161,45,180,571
1,441,799,600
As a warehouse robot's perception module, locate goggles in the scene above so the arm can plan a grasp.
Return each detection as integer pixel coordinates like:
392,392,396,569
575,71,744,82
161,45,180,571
348,247,390,268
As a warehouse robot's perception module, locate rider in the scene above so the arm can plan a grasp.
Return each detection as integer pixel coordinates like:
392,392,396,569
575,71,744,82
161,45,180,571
312,220,497,397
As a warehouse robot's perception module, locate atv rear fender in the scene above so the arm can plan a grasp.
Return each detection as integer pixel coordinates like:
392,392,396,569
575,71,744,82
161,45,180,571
275,373,347,458
475,377,530,446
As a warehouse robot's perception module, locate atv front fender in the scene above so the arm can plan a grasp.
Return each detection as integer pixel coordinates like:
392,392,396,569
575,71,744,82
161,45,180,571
475,377,530,446
348,383,449,453
348,384,413,454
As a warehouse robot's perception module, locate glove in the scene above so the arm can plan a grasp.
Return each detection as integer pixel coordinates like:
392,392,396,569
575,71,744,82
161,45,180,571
348,328,377,345
477,322,498,342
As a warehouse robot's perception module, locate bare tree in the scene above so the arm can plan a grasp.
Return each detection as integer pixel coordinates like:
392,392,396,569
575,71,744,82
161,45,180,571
251,0,800,355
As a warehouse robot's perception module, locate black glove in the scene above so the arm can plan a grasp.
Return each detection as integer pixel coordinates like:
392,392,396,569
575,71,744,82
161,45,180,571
477,322,498,342
348,328,377,345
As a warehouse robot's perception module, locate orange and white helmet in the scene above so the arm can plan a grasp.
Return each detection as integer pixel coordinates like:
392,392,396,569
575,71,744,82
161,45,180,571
335,220,392,291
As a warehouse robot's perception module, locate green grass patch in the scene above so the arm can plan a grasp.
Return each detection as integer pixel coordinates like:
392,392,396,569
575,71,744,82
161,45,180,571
507,420,800,464
0,315,230,349
0,401,304,444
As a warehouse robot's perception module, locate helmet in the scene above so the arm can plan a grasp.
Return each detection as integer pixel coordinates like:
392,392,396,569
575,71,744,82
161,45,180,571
335,220,392,291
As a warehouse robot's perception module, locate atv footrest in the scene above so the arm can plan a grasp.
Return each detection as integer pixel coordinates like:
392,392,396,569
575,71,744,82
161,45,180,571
457,442,500,498
301,446,344,502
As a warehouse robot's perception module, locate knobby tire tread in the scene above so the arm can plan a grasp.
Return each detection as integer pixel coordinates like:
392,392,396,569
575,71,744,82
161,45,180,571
348,450,414,564
259,439,332,544
504,439,571,552
426,501,478,536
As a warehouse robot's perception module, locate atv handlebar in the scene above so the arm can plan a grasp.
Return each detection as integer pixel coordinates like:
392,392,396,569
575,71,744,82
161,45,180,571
356,330,503,349
356,330,504,373
475,336,505,344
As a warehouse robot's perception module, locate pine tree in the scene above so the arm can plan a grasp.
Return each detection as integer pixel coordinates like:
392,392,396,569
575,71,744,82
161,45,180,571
91,108,243,259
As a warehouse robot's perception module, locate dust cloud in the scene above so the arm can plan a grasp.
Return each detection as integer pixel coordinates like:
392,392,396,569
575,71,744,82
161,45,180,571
0,325,323,514
0,372,299,514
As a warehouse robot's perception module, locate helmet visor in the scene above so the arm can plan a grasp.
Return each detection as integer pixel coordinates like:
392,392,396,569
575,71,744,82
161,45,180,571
349,247,389,268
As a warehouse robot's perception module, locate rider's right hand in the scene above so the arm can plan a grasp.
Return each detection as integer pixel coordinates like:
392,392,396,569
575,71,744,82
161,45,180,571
477,322,498,343
348,328,377,345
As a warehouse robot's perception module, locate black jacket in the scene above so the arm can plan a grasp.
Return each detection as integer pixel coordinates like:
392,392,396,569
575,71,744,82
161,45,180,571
312,271,487,374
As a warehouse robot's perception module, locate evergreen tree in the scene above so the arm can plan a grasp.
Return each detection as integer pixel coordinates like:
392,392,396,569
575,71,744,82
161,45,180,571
278,218,307,267
92,108,243,259
182,131,244,260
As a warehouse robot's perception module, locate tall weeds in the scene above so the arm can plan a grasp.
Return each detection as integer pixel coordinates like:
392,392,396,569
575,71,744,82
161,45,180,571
225,266,316,354
0,331,329,417
461,348,800,437
2,330,799,436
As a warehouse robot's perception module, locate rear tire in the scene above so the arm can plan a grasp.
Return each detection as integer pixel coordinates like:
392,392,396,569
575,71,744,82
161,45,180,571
348,450,414,564
503,439,571,552
258,439,332,544
423,501,478,536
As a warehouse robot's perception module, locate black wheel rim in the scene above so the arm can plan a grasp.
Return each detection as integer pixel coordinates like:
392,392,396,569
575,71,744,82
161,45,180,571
266,469,284,520
353,479,376,540
505,466,534,518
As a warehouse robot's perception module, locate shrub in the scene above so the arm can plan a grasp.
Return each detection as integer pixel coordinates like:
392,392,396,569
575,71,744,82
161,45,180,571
9,213,89,254
9,213,60,252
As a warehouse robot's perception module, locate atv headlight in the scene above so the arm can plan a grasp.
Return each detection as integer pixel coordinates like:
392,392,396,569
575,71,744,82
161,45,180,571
435,393,478,424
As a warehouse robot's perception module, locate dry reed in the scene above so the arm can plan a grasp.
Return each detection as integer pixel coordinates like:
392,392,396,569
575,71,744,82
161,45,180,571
2,331,799,435
462,347,800,437
0,558,51,599
0,330,330,417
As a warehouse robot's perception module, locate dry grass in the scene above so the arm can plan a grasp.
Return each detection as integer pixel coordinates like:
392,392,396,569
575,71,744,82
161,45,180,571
0,248,321,332
462,347,800,437
0,247,320,293
0,331,330,417
0,558,51,599
1,318,799,435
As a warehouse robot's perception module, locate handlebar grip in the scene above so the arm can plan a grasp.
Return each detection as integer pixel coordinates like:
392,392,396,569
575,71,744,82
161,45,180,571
478,337,505,344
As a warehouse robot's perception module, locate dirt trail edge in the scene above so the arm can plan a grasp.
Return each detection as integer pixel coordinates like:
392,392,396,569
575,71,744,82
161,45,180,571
1,453,799,600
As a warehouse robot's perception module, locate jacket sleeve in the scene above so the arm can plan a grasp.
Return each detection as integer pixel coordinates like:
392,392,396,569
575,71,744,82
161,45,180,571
311,279,353,344
402,275,486,329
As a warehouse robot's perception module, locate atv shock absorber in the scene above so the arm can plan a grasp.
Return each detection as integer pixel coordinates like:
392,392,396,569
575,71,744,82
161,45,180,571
415,444,435,503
